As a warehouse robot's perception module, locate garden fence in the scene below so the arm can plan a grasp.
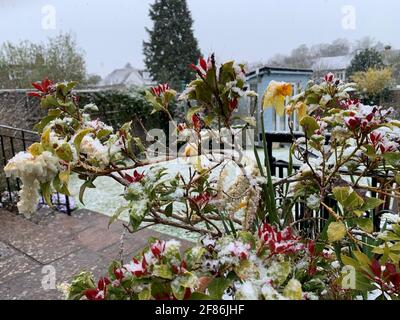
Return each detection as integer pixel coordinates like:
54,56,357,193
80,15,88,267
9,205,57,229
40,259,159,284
263,132,390,234
0,124,391,232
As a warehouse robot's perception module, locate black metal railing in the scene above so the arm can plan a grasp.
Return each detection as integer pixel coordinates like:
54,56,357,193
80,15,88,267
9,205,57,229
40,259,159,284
263,131,390,234
0,125,72,215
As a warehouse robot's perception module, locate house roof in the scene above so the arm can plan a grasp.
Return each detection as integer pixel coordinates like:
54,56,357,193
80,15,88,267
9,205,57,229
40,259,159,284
246,66,313,80
101,63,154,87
311,55,353,71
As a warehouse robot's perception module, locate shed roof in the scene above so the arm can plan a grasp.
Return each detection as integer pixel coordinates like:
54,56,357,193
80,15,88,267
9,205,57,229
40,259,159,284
247,66,313,80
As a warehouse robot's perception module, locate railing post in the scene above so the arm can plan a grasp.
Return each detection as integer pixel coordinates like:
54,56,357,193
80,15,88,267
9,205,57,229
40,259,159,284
65,195,71,216
267,136,276,177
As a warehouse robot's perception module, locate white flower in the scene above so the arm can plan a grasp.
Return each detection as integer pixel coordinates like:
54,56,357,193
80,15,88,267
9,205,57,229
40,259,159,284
164,240,181,255
245,90,258,98
217,240,250,264
125,259,146,275
85,120,113,133
57,283,71,299
4,151,60,217
83,103,99,112
261,282,286,300
202,235,216,248
235,281,260,300
80,135,110,167
306,194,321,210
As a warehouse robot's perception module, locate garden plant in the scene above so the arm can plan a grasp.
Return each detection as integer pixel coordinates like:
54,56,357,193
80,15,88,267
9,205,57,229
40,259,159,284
4,55,400,300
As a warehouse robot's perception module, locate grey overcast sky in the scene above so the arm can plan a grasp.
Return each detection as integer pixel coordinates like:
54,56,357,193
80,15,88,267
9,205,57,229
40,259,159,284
1,0,400,77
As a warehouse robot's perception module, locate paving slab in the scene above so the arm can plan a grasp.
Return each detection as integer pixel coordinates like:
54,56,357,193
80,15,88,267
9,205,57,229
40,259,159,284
0,248,111,300
0,249,40,285
0,208,192,300
0,241,15,260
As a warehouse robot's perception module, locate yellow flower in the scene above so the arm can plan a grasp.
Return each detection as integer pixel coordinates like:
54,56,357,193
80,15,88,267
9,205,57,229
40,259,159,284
285,104,294,117
262,81,293,116
296,102,307,120
286,101,307,120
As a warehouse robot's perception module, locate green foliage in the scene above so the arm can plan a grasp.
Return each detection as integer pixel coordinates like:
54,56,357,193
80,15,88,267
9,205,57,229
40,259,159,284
0,33,91,89
351,68,394,105
78,87,172,132
67,230,328,300
346,48,385,79
7,57,400,301
143,0,201,89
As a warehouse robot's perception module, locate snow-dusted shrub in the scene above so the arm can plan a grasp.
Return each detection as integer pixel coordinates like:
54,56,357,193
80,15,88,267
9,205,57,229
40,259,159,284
4,58,400,300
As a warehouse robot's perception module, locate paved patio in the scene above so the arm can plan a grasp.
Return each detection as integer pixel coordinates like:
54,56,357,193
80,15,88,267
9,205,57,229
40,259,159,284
0,208,190,300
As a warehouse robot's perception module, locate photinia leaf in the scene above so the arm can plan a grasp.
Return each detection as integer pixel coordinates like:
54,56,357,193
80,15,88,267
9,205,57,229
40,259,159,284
356,218,374,233
59,169,70,185
341,255,359,268
74,128,94,154
164,202,173,217
361,197,384,211
138,288,151,300
207,277,232,299
109,205,130,227
41,127,52,150
186,106,204,123
27,143,43,156
96,128,112,140
40,181,53,207
40,95,59,109
382,152,400,166
152,265,173,280
55,143,73,162
79,179,96,205
300,116,319,138
353,250,371,267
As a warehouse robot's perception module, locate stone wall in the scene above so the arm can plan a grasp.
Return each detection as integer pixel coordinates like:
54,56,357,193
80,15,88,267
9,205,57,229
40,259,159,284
0,88,168,139
0,89,46,131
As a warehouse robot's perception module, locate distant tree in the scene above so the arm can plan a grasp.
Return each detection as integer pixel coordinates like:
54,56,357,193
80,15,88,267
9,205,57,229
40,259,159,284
354,36,385,52
268,45,313,68
85,74,102,86
346,48,385,79
311,38,351,57
383,49,400,84
0,33,86,89
143,0,201,90
266,54,288,68
44,34,86,83
288,44,311,68
351,68,393,105
267,39,351,69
